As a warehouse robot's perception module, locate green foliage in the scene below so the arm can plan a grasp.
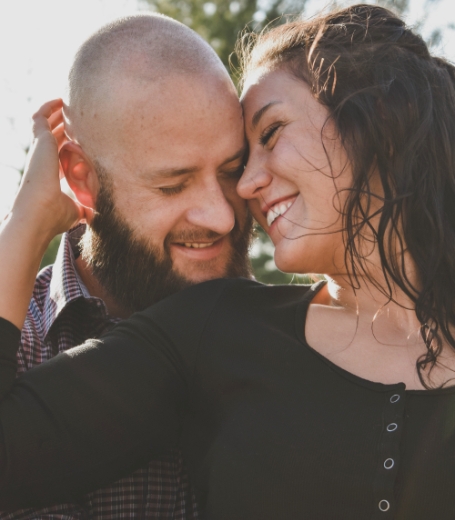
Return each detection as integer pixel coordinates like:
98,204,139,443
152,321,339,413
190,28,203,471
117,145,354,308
250,227,318,284
40,235,62,270
141,0,309,73
141,0,414,77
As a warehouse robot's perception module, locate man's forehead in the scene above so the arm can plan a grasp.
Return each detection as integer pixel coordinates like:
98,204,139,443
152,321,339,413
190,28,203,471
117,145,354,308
71,70,243,174
96,72,238,126
138,145,246,180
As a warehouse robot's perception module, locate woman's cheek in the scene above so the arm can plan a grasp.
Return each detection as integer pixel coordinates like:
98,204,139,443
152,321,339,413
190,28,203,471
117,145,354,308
269,138,301,179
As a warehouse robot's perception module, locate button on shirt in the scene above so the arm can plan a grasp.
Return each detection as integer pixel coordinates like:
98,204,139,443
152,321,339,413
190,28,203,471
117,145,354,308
0,226,199,520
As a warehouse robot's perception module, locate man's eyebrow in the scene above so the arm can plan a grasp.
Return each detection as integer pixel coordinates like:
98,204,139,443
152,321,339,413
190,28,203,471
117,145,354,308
144,148,246,179
149,166,199,179
220,147,247,167
252,101,281,129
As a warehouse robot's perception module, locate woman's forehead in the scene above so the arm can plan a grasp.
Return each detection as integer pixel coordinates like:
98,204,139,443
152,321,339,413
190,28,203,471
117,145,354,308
241,69,316,125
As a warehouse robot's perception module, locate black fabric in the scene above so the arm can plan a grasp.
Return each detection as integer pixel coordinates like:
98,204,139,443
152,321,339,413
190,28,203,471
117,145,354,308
0,278,454,519
0,317,20,391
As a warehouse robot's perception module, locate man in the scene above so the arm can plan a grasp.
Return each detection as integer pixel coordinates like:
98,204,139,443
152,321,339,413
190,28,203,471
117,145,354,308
1,13,251,520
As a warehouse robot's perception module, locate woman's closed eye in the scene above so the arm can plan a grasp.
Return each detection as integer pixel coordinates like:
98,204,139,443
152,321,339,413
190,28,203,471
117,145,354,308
259,122,282,147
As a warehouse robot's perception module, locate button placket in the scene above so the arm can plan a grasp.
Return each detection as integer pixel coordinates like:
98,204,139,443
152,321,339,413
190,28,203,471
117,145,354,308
371,387,406,519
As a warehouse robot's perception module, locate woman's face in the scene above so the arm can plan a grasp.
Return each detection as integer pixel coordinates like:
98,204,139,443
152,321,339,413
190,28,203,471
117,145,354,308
238,67,353,275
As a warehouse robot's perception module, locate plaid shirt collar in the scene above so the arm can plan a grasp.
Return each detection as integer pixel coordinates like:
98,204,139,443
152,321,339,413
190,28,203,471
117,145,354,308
42,224,110,339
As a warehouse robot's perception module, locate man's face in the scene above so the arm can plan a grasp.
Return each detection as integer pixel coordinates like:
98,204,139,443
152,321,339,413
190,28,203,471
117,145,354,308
80,74,252,311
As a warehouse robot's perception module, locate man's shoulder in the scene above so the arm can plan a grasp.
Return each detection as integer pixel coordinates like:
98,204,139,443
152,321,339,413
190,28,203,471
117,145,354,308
25,229,88,337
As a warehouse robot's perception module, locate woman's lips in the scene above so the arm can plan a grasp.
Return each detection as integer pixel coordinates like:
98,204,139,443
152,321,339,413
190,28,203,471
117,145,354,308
265,196,297,227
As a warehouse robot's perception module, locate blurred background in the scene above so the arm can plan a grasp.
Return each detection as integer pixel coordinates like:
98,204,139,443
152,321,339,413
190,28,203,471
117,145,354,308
0,0,453,282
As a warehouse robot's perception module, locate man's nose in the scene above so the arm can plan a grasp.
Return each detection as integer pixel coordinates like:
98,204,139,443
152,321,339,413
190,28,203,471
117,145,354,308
237,155,273,200
186,179,235,235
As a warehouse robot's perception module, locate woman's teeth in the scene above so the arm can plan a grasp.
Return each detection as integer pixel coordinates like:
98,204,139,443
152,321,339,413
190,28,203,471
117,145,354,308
183,242,214,249
267,201,293,227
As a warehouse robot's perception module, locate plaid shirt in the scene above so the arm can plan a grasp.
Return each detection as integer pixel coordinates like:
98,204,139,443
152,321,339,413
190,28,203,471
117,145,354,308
0,226,200,520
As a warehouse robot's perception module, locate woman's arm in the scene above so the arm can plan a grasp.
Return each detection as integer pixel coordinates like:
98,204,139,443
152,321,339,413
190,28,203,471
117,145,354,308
0,276,226,511
0,100,85,329
0,313,186,510
0,100,87,406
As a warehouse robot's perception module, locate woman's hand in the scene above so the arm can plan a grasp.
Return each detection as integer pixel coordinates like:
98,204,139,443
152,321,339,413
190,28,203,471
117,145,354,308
13,98,86,238
0,99,87,329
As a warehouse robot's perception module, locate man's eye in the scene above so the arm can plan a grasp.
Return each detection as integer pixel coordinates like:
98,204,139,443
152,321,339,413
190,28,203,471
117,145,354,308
159,184,185,195
223,165,245,179
259,123,281,147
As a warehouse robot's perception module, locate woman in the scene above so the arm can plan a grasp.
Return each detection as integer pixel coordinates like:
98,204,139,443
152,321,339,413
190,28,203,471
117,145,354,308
0,4,454,518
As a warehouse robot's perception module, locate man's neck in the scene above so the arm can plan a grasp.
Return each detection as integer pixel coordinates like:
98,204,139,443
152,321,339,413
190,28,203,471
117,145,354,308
74,255,132,319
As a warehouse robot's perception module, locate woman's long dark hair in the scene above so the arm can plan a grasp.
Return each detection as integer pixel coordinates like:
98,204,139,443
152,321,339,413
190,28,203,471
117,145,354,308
238,4,455,388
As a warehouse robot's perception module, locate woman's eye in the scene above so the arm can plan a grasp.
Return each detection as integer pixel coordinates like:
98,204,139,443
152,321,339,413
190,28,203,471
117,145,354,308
159,184,185,195
259,123,280,147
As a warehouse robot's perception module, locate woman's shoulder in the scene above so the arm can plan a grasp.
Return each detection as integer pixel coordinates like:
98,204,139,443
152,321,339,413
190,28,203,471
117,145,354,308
147,277,322,327
127,277,322,339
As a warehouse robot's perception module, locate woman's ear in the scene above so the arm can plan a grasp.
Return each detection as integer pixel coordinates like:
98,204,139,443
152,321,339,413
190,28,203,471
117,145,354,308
59,142,99,210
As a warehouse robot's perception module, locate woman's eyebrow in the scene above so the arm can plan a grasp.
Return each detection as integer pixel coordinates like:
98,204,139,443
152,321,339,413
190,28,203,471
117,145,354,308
252,101,281,129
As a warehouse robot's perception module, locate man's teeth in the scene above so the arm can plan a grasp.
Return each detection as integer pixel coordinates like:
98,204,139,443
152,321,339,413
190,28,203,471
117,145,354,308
267,201,293,227
183,242,214,249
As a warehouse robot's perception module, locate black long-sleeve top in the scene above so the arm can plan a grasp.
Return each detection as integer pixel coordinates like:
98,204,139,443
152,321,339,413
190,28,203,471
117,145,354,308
0,278,455,519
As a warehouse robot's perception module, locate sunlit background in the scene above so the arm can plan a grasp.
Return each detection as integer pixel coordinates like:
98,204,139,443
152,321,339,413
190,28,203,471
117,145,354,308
1,0,454,281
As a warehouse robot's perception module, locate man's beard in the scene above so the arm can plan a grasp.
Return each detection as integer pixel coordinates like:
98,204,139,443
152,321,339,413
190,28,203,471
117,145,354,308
81,170,253,314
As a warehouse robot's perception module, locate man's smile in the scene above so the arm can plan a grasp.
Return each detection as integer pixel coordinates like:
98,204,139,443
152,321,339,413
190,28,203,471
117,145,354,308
182,241,215,249
171,236,228,261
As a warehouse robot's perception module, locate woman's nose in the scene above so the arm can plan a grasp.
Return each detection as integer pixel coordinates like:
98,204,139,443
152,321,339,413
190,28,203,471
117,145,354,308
236,156,273,200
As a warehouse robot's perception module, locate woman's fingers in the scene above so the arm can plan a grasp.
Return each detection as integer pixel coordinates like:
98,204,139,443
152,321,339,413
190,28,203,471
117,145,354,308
16,99,85,234
52,122,66,149
32,98,63,120
48,108,64,132
31,99,63,137
51,122,67,179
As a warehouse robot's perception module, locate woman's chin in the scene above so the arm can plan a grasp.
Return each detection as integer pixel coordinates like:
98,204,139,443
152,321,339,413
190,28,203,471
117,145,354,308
273,253,305,275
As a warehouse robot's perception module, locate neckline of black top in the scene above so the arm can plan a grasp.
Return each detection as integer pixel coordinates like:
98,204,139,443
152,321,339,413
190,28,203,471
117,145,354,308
293,279,455,397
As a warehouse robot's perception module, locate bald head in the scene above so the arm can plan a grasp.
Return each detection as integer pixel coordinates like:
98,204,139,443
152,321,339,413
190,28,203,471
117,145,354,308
65,13,234,156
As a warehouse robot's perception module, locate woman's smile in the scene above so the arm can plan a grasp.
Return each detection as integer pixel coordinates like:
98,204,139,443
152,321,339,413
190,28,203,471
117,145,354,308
263,195,297,227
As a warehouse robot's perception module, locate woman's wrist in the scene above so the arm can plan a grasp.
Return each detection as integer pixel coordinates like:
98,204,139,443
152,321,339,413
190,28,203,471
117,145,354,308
4,207,58,256
0,210,57,329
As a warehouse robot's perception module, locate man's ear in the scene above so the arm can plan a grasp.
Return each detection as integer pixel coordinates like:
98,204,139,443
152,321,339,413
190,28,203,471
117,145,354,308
59,142,99,211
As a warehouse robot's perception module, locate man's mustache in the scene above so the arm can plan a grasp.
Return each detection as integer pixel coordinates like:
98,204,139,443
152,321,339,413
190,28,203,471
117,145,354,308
166,229,226,244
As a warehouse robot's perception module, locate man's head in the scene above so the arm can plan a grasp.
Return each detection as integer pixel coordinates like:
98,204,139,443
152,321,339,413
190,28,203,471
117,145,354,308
60,14,252,312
